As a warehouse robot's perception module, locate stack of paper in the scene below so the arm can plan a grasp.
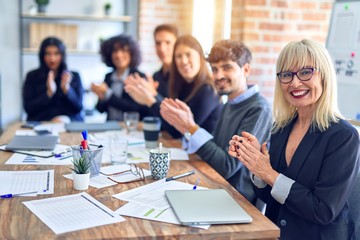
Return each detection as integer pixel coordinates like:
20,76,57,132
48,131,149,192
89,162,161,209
113,179,209,229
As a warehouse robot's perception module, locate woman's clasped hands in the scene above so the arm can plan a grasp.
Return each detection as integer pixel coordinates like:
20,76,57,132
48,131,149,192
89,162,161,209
228,131,278,186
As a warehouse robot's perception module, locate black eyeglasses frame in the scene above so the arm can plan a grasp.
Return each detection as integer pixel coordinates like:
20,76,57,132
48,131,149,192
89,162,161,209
101,163,145,184
277,67,317,84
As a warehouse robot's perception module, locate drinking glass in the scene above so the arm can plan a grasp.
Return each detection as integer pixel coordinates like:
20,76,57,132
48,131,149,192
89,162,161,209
123,112,139,132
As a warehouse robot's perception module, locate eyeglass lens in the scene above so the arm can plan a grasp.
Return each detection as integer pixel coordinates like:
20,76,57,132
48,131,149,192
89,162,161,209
278,68,315,83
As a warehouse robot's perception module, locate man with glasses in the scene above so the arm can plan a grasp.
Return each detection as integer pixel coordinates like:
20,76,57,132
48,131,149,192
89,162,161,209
159,40,272,210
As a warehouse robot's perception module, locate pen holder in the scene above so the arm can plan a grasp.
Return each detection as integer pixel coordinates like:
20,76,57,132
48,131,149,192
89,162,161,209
71,146,103,178
149,148,171,180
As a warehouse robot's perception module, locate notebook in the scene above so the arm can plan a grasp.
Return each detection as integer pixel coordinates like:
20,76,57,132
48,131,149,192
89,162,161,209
65,121,122,132
5,135,58,151
165,189,252,225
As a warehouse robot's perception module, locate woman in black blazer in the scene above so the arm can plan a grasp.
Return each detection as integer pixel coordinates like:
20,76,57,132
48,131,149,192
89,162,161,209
229,39,360,240
91,34,148,120
23,37,84,122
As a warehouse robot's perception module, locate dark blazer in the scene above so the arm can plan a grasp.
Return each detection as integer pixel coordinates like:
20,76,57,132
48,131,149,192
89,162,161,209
23,68,84,121
152,66,169,99
255,117,360,240
95,69,149,120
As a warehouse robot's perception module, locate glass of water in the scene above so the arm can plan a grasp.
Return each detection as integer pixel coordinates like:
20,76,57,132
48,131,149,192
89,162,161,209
123,112,139,132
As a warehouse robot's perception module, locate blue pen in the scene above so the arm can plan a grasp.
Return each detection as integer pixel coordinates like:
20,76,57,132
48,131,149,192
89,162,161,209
193,178,200,190
1,191,38,198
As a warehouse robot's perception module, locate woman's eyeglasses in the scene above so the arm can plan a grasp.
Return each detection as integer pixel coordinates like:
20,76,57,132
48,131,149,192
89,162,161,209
277,67,316,84
101,163,145,184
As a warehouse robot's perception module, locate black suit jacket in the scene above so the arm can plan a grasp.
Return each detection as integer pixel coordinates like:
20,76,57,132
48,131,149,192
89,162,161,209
95,69,149,120
23,68,84,121
255,118,360,240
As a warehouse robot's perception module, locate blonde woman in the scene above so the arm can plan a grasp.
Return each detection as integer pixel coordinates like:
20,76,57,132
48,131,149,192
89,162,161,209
229,39,360,239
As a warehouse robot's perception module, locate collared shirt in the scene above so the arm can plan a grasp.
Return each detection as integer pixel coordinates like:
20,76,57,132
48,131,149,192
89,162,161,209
183,85,259,153
105,68,130,120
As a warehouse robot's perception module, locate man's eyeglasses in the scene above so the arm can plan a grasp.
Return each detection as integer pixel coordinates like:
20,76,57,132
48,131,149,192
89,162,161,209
101,163,145,184
277,67,317,84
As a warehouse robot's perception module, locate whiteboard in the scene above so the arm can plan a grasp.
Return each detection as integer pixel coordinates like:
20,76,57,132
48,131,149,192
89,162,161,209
327,0,360,120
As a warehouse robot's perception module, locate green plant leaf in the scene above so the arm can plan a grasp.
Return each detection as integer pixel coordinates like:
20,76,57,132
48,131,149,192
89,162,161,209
70,156,91,174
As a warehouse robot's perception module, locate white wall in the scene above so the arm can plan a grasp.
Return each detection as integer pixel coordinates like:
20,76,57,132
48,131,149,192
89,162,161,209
0,0,139,130
0,0,22,131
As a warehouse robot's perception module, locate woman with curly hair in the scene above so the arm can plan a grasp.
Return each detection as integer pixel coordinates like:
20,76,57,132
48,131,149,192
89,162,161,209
91,34,147,120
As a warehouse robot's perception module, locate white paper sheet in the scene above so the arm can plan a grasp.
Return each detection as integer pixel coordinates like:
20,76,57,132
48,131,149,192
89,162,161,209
0,170,54,195
168,148,189,160
127,147,189,163
89,130,145,146
23,192,125,234
5,152,73,165
34,123,66,134
113,179,204,210
116,202,210,229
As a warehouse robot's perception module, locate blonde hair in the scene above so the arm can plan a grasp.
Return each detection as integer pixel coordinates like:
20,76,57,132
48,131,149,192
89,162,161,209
273,39,343,133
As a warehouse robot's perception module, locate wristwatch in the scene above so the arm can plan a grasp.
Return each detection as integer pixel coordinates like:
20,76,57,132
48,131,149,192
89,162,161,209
184,124,200,141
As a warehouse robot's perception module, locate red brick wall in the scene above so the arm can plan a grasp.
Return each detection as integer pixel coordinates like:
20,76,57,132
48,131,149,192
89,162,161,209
231,0,334,101
138,0,334,102
138,0,193,74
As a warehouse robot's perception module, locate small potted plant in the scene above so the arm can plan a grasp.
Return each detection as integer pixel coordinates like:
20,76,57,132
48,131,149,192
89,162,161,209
70,155,91,190
104,3,112,16
35,0,50,13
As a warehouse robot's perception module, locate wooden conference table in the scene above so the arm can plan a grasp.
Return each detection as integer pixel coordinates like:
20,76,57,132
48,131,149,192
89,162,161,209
0,123,279,240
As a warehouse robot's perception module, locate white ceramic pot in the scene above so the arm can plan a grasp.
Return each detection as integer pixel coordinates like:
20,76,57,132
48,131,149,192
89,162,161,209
72,172,90,190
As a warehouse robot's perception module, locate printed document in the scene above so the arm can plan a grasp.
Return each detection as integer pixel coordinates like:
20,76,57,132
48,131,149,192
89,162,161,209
0,170,54,195
23,192,125,234
116,202,210,229
5,152,73,165
113,179,204,209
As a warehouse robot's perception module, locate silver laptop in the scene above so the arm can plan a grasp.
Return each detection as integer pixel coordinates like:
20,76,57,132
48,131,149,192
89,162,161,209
165,189,252,225
5,135,58,151
65,121,122,132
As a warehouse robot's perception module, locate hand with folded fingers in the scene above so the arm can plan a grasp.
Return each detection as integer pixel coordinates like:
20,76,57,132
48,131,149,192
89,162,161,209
46,70,56,97
229,131,278,186
60,70,72,94
160,98,196,134
91,82,108,100
124,73,157,107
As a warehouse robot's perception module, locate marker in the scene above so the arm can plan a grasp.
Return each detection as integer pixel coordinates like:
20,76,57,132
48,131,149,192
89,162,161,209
81,130,89,149
165,170,195,182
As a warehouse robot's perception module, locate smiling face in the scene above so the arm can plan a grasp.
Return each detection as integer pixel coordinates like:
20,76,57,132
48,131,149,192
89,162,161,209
210,60,250,100
174,44,201,83
155,30,177,67
44,45,62,71
112,46,131,71
280,65,323,112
